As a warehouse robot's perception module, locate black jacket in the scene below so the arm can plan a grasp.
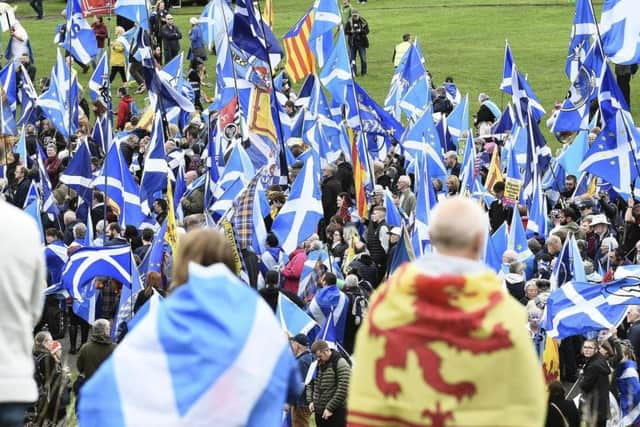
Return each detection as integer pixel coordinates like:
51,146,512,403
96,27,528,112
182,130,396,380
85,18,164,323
321,175,342,222
160,24,182,55
344,17,369,49
488,198,513,233
579,353,611,425
545,399,580,427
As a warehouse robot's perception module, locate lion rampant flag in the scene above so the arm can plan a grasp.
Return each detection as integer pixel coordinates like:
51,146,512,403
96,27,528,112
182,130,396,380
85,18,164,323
542,336,560,384
484,148,503,195
347,263,546,427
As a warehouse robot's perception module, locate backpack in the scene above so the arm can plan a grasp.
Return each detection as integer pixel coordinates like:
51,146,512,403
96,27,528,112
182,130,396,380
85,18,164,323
349,288,369,326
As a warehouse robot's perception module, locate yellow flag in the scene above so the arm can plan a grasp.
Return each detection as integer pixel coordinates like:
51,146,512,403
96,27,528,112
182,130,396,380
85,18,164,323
542,336,560,384
587,175,598,197
348,263,546,427
248,88,277,144
485,148,503,195
165,175,178,255
264,0,274,30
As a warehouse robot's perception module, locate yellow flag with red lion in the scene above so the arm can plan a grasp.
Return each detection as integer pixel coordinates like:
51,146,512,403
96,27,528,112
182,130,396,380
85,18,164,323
348,263,546,427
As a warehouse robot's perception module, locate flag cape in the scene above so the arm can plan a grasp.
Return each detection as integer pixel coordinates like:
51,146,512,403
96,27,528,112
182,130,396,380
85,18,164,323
348,261,546,427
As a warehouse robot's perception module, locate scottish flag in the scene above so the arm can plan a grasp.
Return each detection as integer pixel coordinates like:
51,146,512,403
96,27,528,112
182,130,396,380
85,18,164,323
0,62,17,116
600,0,640,65
385,43,426,120
459,133,476,194
308,0,341,68
399,74,431,122
544,277,640,339
617,359,640,426
62,245,133,304
527,174,548,238
308,284,348,345
64,0,98,65
485,223,508,272
566,0,597,80
17,64,38,126
89,52,111,109
388,225,415,275
114,0,149,31
210,177,244,220
319,31,352,105
34,144,59,217
272,155,323,254
500,41,514,93
78,263,301,427
447,93,469,145
401,107,448,180
276,293,318,336
511,64,546,126
93,113,113,155
411,152,438,256
200,0,233,52
60,141,93,203
233,0,282,69
140,111,168,214
507,207,533,263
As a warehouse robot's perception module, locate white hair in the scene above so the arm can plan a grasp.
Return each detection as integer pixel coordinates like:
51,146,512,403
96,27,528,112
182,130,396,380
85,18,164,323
93,318,111,336
429,197,489,253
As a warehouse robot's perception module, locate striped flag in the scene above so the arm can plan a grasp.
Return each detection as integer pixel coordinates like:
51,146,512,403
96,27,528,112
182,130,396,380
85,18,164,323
352,132,371,219
264,0,274,30
282,9,315,83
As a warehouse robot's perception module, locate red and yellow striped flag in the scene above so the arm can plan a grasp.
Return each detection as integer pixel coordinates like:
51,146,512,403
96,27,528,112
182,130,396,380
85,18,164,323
282,8,315,83
352,131,370,219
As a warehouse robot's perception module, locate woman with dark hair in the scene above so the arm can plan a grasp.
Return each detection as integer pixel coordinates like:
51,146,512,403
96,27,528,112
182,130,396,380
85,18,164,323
545,381,580,427
579,339,611,427
31,331,69,426
133,271,166,313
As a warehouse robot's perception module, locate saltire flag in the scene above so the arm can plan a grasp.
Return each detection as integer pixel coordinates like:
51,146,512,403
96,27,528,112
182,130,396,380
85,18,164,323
64,0,98,65
411,151,438,257
78,263,302,426
114,0,149,30
60,141,94,203
214,142,255,199
140,110,168,214
598,60,630,124
566,0,597,80
522,108,552,203
500,40,514,93
12,125,27,166
89,52,111,109
383,189,403,227
384,42,427,120
0,61,17,116
36,52,77,139
507,207,533,263
200,0,233,53
558,131,589,177
210,177,244,220
510,64,545,126
34,144,59,217
276,292,318,336
600,0,640,65
272,155,323,254
282,8,315,82
447,93,469,145
17,64,38,127
112,260,144,339
550,234,587,290
348,262,546,427
617,359,640,426
139,220,167,280
308,0,341,68
401,106,447,180
398,74,431,122
352,131,372,219
527,173,548,238
387,224,415,275
544,277,640,338
459,132,476,195
233,0,283,69
93,143,145,227
23,180,37,209
93,113,113,155
62,245,133,304
308,284,348,344
319,31,352,105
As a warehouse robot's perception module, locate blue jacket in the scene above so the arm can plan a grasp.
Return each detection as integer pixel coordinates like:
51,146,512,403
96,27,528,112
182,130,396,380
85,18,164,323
190,26,204,49
295,350,314,407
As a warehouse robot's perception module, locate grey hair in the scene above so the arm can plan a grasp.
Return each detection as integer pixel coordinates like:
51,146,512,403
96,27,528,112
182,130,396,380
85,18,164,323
344,274,359,289
93,318,111,336
73,223,87,239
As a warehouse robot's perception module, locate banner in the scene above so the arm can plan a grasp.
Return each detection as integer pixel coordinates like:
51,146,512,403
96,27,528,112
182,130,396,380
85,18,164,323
80,0,114,17
221,220,243,275
504,177,522,207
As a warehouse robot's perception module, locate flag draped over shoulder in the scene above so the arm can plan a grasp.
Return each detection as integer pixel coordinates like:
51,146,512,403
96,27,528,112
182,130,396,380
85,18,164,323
79,263,301,427
348,262,546,427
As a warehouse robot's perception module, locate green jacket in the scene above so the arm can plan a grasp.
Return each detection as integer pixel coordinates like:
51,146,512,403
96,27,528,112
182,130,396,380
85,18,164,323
307,350,351,412
341,4,352,25
181,186,204,217
76,332,116,380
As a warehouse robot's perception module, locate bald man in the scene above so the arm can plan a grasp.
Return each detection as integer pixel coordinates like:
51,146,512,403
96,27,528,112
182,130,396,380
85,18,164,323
348,197,546,427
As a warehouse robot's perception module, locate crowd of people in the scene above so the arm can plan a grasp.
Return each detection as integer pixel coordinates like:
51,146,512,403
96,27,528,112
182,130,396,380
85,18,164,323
0,1,639,426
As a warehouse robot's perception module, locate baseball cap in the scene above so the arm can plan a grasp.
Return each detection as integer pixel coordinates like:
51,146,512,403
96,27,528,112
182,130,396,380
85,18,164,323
388,227,401,236
290,333,309,347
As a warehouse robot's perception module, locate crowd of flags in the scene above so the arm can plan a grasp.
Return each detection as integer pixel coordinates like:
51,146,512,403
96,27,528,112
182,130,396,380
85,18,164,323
4,0,640,422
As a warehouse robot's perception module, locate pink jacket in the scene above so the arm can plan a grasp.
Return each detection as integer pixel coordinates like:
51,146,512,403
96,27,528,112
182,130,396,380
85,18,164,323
281,248,306,294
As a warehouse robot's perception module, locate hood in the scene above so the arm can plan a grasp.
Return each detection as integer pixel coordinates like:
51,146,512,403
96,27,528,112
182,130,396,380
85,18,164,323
90,332,113,345
504,273,525,285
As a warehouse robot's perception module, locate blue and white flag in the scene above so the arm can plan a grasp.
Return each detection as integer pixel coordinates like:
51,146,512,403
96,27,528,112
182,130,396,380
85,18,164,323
89,52,111,109
276,292,318,336
272,155,323,254
64,0,98,65
79,262,301,426
398,74,431,123
17,64,38,127
500,40,514,93
200,0,233,52
114,0,149,31
319,31,352,105
384,42,426,120
544,277,640,339
600,0,640,65
233,0,282,69
210,177,244,220
485,222,508,272
93,113,113,155
308,0,341,68
140,110,168,214
566,0,597,80
511,64,546,126
60,141,94,203
550,234,587,290
616,359,640,426
447,93,469,145
527,173,548,238
0,61,17,116
411,152,438,256
507,207,533,263
308,284,348,345
401,107,448,180
34,144,59,217
62,245,133,304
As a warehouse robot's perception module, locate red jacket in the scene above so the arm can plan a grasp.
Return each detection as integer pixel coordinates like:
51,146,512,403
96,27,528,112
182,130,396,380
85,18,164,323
116,95,133,130
91,22,109,48
281,248,306,294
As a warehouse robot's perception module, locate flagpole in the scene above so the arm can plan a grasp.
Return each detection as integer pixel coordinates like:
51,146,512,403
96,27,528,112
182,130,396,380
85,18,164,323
252,0,290,178
218,3,243,123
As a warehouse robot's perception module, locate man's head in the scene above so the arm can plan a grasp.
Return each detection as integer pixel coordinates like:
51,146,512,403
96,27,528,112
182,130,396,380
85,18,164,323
397,175,411,191
324,272,337,287
627,306,640,324
444,151,457,168
323,163,337,178
371,206,386,224
118,87,128,98
45,228,62,244
492,181,505,198
93,318,111,337
501,249,517,265
402,33,410,42
107,222,121,239
564,175,577,194
73,223,87,240
311,340,332,364
546,235,562,255
63,210,77,226
166,14,174,25
14,165,26,181
289,333,309,356
428,197,489,260
184,171,197,186
559,207,578,225
141,227,154,244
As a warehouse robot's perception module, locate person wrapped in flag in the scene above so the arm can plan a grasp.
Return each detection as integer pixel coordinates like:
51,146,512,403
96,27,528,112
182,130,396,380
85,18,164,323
348,197,546,427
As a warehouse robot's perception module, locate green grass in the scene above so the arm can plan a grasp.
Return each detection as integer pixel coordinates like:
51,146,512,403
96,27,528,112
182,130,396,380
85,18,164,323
15,0,640,138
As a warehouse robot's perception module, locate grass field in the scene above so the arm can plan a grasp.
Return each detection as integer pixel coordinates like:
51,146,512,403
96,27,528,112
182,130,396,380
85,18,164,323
15,0,640,140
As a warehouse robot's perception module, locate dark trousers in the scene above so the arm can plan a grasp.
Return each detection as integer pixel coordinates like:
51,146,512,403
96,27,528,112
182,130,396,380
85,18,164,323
29,0,43,18
350,46,367,75
0,403,30,427
617,74,631,108
560,335,584,382
315,407,346,427
68,310,90,351
110,66,127,83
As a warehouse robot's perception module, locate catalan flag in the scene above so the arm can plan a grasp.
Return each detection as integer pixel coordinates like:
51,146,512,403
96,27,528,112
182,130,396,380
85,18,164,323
352,131,371,219
282,9,315,83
